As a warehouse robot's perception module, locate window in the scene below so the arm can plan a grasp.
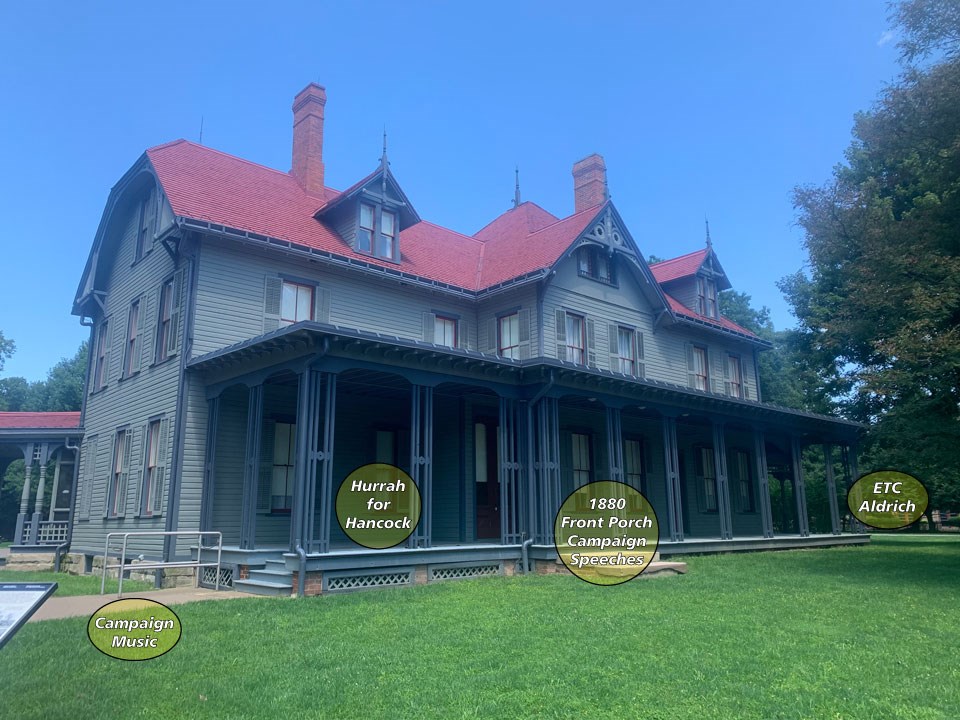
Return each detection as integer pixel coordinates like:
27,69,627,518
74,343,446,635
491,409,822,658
358,203,375,253
435,316,457,347
692,345,708,391
697,277,718,318
624,438,646,496
358,203,399,261
564,313,585,364
93,319,110,391
498,313,520,359
571,433,592,487
123,299,140,377
696,446,718,512
614,327,636,374
378,209,397,259
577,246,615,284
271,422,296,513
142,420,161,516
733,450,754,512
156,278,174,363
727,354,743,399
108,429,130,517
135,190,155,261
280,281,313,327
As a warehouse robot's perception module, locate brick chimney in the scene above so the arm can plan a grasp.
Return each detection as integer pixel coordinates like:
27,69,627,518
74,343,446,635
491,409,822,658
572,154,607,213
291,83,327,195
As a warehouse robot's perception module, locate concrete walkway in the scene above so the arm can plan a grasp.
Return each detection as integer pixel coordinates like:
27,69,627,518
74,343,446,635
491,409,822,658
28,586,253,622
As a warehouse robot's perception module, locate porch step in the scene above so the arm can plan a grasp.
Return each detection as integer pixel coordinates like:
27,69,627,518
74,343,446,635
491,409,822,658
232,578,293,597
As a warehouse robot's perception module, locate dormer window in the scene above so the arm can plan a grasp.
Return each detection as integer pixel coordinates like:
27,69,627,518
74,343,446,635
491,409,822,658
577,246,615,285
357,202,399,261
697,277,718,318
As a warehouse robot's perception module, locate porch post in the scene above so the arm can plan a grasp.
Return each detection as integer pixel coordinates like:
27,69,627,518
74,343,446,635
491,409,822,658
790,435,810,537
532,397,560,544
605,407,624,484
15,448,34,545
712,421,733,540
661,414,683,542
307,371,336,554
200,396,220,532
239,384,264,550
29,445,49,545
291,369,311,552
752,428,774,538
846,441,864,533
823,444,841,535
409,385,433,548
499,397,525,544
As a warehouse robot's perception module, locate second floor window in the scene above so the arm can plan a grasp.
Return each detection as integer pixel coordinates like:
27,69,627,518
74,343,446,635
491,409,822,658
498,313,520,359
109,429,130,518
379,209,397,259
613,326,636,374
435,316,457,347
281,281,313,327
691,345,708,391
94,320,110,391
358,203,399,261
727,354,743,399
564,313,585,364
142,419,162,516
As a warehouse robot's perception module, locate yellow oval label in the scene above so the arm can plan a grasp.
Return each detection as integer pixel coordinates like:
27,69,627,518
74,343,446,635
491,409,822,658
335,464,421,549
847,470,929,529
87,599,182,661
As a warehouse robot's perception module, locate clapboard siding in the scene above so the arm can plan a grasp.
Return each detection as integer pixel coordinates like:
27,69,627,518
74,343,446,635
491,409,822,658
664,278,698,312
175,373,209,557
476,286,539,356
193,238,479,356
211,385,247,545
432,393,462,543
72,184,185,559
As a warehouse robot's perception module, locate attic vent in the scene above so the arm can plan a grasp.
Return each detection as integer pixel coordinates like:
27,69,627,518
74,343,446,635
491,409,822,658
594,225,604,236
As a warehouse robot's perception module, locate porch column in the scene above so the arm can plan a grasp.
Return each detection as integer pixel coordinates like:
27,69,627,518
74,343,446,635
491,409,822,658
200,396,220,532
845,441,864,533
239,384,264,550
605,407,624,484
532,397,560,544
299,370,336,554
661,414,683,542
15,448,34,545
823,444,841,535
712,421,733,540
752,429,775,538
790,436,810,537
499,397,525,544
408,385,433,548
29,448,49,545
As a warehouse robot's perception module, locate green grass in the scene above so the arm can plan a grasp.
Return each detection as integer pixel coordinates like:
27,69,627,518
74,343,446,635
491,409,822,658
2,535,958,719
0,570,153,596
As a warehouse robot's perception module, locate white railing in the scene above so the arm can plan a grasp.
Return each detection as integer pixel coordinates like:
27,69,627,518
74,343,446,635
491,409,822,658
37,521,69,544
100,531,222,598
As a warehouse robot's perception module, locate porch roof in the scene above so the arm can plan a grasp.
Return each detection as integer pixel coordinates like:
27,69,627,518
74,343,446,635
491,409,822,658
187,323,862,442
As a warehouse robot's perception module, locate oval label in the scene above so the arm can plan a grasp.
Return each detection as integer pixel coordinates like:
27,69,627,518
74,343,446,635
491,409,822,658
336,464,421,549
87,599,182,661
847,470,928,529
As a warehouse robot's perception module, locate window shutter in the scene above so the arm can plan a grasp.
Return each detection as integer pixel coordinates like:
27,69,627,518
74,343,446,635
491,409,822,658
143,290,155,367
517,308,531,359
257,420,276,513
422,312,436,343
144,189,157,243
78,437,97,521
686,343,697,388
485,318,497,354
555,310,566,360
131,295,145,374
458,319,468,350
314,286,331,324
153,418,168,517
135,423,148,516
262,276,282,333
116,430,133,518
106,317,119,385
636,332,645,379
586,318,597,367
167,269,185,356
723,355,733,397
608,323,619,371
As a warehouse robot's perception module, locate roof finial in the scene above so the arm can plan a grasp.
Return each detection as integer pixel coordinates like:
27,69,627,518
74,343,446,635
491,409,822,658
381,128,389,194
705,216,712,248
199,115,204,145
513,166,521,209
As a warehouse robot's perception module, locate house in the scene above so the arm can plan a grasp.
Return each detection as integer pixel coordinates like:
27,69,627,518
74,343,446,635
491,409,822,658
16,83,866,594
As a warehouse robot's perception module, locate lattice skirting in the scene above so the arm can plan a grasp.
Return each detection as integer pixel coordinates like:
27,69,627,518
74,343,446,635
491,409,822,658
323,567,414,593
428,562,503,582
199,566,234,588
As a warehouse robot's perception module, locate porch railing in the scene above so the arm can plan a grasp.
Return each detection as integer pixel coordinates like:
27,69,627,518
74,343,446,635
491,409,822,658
100,531,223,598
16,520,70,545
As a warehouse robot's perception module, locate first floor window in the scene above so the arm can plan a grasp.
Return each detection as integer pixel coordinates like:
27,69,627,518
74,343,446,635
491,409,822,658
727,354,743,399
271,422,296,512
696,446,718,512
109,429,129,517
571,433,592,487
565,313,585,364
733,450,754,512
142,420,161,516
624,438,646,496
435,316,457,347
280,281,313,327
498,313,520,359
692,346,708,391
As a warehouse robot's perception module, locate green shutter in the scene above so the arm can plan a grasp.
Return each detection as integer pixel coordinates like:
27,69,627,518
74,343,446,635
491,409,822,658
485,317,497,354
458,319,468,350
724,354,733,397
314,286,331,324
131,296,145,374
263,276,282,333
636,332,645,378
422,312,436,343
555,309,566,360
153,418,169,516
518,308,531,359
115,430,133,518
686,343,697,388
608,323,619,371
134,423,148,516
78,437,97,521
167,269,185,356
586,318,597,367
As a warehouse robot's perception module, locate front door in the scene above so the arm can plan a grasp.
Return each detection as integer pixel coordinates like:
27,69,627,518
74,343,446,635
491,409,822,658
474,421,501,539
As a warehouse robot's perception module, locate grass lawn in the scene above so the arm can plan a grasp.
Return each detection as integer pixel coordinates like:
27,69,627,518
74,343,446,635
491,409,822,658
2,535,958,720
0,569,153,597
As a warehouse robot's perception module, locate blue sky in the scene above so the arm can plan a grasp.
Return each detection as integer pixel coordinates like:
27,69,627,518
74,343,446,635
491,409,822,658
0,2,900,381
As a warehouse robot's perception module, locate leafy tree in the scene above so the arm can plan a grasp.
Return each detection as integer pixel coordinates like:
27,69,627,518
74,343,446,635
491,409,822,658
789,0,960,515
0,331,13,372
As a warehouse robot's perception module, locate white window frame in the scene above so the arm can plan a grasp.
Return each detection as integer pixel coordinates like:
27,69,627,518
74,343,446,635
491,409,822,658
280,280,314,327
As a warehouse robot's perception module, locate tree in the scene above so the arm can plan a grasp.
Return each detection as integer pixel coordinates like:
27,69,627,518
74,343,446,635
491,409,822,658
0,331,13,372
789,0,960,514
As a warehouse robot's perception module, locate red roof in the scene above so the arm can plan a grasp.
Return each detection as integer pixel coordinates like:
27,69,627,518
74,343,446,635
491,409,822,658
474,202,558,244
664,294,757,337
0,412,81,430
649,249,708,283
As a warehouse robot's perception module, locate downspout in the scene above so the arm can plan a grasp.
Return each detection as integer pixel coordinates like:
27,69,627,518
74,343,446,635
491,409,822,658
521,535,534,575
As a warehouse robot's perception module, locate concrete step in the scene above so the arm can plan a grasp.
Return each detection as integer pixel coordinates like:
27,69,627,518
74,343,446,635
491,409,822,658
233,578,293,597
247,567,293,584
263,559,288,571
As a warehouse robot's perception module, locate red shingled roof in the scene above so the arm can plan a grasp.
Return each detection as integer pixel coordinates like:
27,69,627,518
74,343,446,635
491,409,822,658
474,202,558,244
649,249,708,283
0,412,81,429
663,294,757,337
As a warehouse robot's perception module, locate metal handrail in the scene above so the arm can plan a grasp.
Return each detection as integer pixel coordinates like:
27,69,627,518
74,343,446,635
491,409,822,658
100,530,222,597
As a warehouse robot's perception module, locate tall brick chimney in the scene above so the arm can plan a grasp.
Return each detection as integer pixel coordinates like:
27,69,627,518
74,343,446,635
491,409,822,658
572,154,607,213
291,83,327,195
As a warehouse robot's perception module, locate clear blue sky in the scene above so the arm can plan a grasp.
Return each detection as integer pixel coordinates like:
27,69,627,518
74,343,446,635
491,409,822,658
0,1,900,382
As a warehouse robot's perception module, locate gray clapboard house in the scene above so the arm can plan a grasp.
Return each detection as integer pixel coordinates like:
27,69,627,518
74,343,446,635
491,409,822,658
59,83,866,595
